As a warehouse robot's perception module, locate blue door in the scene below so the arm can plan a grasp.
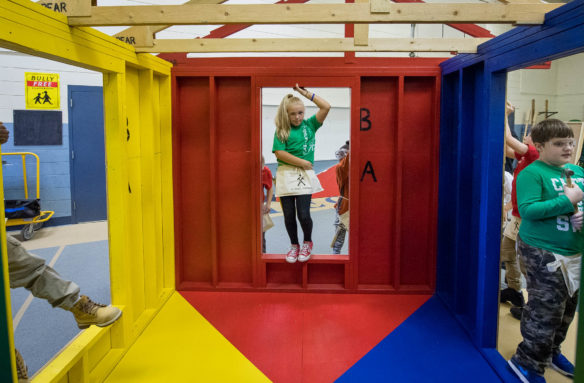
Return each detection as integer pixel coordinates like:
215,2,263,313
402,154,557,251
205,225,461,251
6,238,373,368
68,86,107,223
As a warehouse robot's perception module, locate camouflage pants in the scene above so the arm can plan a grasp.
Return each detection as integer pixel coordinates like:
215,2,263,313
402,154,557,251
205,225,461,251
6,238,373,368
511,235,579,375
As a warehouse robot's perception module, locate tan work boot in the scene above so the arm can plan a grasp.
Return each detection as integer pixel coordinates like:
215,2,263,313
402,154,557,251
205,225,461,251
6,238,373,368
70,295,122,329
15,349,29,383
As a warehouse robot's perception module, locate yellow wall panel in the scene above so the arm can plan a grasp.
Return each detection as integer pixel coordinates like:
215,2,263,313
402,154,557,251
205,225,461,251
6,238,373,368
0,1,174,382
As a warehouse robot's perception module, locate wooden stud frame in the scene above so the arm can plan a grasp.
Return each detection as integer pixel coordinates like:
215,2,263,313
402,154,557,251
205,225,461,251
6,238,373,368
0,1,174,382
68,3,561,26
438,0,584,380
171,57,441,294
136,37,491,54
64,1,560,54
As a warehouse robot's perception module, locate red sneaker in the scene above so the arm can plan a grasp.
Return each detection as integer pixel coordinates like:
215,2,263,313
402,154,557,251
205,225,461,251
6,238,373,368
298,241,313,262
286,245,300,263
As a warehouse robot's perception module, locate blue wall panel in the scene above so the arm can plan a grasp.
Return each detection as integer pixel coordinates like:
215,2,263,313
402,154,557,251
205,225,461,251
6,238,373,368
438,0,584,379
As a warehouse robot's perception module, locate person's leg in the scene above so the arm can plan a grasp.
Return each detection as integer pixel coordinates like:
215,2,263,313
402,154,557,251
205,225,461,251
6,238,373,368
7,234,79,310
512,236,568,375
262,231,266,253
500,236,522,292
500,236,525,308
332,226,346,255
280,196,299,245
295,194,313,242
296,194,313,262
7,234,122,329
547,289,579,377
552,290,578,354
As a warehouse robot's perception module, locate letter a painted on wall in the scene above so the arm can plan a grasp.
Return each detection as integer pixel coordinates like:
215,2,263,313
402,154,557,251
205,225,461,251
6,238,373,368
25,72,60,110
361,161,377,182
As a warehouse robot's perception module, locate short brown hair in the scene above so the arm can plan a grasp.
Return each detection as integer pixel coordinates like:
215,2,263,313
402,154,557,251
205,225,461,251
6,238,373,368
530,119,573,144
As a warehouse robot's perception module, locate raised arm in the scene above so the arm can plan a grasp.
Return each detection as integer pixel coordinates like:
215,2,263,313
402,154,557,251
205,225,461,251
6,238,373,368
294,84,331,124
505,102,528,158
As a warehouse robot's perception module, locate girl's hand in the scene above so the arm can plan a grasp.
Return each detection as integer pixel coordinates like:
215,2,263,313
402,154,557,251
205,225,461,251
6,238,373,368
294,84,309,98
299,160,313,170
263,203,271,214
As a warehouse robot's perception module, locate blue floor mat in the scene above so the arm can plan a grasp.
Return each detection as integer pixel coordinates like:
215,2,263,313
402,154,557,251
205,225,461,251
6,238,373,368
337,296,503,383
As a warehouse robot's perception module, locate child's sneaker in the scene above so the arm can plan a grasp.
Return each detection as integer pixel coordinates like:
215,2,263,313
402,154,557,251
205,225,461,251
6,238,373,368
510,306,523,320
286,245,300,263
500,287,525,307
298,241,313,262
551,353,574,378
508,359,546,383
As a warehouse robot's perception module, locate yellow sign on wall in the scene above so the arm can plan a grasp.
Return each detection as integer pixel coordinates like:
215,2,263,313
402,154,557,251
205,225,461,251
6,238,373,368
25,72,60,109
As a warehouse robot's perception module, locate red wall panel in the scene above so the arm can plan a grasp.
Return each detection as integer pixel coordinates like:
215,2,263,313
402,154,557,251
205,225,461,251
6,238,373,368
172,57,442,293
215,77,253,284
358,77,398,286
400,77,439,288
177,78,213,284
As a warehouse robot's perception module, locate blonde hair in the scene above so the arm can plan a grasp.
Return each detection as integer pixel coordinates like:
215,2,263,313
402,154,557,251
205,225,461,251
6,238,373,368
275,94,303,143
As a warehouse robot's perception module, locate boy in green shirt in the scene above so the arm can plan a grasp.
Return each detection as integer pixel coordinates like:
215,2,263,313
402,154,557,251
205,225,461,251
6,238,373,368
508,119,583,383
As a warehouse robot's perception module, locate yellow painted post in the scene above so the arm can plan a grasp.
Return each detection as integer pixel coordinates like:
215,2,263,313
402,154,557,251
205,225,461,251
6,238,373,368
103,71,132,350
151,77,165,300
0,147,17,383
138,68,159,309
158,74,176,290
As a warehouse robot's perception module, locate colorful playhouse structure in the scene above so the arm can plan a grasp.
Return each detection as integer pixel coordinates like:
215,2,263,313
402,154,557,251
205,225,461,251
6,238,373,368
1,0,583,381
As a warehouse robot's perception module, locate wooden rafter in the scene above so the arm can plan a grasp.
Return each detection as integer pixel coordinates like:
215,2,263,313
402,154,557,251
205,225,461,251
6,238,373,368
113,0,228,45
68,3,561,26
135,37,491,53
113,0,494,48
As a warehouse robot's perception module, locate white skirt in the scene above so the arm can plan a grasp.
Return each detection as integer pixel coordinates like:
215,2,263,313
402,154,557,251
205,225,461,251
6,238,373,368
275,164,323,197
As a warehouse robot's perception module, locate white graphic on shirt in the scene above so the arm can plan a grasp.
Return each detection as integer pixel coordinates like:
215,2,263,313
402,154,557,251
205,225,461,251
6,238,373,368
302,126,314,155
549,176,584,232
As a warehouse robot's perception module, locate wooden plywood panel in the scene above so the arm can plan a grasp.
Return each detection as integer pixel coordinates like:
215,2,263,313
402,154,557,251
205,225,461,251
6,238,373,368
358,77,398,286
215,77,253,285
176,77,213,284
400,76,437,287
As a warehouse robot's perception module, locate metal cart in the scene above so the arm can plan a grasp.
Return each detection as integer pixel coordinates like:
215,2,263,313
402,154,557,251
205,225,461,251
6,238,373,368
3,152,54,240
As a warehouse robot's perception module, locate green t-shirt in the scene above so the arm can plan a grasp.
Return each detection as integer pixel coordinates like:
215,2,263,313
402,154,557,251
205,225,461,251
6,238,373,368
272,115,322,165
517,160,584,255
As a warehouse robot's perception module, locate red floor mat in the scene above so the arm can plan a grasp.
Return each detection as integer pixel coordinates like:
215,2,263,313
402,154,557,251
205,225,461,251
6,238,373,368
312,165,339,199
180,291,430,383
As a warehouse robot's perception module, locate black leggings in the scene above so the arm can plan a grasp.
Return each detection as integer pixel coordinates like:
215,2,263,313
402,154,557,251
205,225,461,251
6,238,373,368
280,194,312,245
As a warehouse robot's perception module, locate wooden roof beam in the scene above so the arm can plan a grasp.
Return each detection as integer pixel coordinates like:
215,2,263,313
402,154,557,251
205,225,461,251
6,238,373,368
135,37,491,53
113,0,229,46
68,3,561,26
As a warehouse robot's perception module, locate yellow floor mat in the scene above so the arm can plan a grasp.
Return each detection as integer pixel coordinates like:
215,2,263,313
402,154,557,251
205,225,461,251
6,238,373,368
105,292,270,383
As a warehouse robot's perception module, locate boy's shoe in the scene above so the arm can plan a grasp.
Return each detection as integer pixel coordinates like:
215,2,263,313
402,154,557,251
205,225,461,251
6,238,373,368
551,353,574,378
70,295,122,329
15,349,29,383
508,359,546,383
500,287,525,307
298,241,313,262
286,245,300,263
510,306,523,320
